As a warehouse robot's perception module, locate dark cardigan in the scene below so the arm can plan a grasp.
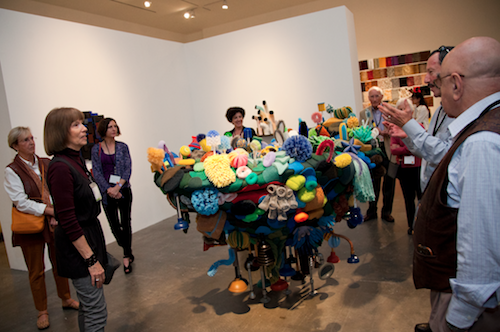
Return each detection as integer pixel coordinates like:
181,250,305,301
48,148,107,279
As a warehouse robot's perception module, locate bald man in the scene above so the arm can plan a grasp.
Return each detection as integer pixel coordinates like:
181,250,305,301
413,37,500,332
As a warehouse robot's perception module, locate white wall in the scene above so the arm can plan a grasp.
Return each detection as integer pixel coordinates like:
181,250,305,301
185,6,361,135
0,6,360,270
0,9,192,270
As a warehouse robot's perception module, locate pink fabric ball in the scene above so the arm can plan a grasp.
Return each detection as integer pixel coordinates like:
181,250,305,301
231,154,248,168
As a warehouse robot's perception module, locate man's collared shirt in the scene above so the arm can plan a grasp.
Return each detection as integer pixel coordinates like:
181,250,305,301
445,91,500,329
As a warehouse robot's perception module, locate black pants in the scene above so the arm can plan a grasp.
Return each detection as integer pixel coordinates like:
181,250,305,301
103,187,133,258
397,166,422,229
368,173,396,216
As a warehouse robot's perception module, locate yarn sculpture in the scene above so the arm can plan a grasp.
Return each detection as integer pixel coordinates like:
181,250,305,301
282,135,313,162
147,101,386,304
204,154,236,188
191,188,220,215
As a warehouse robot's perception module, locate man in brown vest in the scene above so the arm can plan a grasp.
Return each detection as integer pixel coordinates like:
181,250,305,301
413,36,500,332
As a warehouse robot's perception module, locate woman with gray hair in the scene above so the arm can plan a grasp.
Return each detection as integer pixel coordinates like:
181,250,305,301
4,126,79,330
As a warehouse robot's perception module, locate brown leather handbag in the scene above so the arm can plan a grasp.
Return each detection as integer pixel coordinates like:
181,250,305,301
11,207,45,234
11,165,46,234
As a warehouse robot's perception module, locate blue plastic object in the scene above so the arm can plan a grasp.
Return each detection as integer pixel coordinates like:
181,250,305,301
347,254,359,264
174,218,189,230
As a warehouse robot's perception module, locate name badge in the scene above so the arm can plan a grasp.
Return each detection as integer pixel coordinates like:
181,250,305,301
109,174,121,184
90,182,102,202
404,155,415,165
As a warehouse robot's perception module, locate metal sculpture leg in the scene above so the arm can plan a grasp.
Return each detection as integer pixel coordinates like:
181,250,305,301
259,267,270,303
308,255,318,297
247,260,256,300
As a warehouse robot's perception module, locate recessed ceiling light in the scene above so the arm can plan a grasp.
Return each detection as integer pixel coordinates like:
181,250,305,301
144,1,151,8
222,0,228,9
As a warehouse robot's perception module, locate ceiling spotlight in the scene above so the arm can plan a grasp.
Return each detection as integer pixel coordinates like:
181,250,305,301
184,10,195,19
222,0,228,9
144,1,151,7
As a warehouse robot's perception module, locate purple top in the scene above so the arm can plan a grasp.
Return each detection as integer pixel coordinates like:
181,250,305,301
91,141,132,206
101,152,115,182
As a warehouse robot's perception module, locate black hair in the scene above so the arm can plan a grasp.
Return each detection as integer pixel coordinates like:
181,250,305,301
412,92,430,117
97,117,121,138
430,45,454,64
225,107,245,122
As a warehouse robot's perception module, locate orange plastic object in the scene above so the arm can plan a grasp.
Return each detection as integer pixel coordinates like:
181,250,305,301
294,212,309,223
228,278,248,293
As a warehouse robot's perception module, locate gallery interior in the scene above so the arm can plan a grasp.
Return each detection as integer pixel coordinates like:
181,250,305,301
0,1,499,331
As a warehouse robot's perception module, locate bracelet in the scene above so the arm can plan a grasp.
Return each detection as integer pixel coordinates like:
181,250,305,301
117,183,123,187
84,254,98,267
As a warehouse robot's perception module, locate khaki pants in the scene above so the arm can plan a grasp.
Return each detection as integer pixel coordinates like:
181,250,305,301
20,240,71,311
429,290,500,332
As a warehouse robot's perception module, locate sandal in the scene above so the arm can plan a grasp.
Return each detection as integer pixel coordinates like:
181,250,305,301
37,312,50,330
62,298,79,310
124,255,133,274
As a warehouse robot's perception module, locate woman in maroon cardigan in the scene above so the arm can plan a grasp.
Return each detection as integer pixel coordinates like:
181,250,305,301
4,126,79,330
44,108,107,331
390,99,423,235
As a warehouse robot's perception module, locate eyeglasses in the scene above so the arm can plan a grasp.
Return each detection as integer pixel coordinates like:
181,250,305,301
434,73,465,89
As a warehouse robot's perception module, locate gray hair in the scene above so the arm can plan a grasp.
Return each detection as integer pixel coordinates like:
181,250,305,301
7,126,31,150
368,86,384,96
396,98,414,111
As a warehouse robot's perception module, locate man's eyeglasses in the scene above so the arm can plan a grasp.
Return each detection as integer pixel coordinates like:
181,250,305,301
434,73,465,89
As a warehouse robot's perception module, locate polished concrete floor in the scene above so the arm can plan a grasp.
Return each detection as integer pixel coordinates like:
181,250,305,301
0,182,430,332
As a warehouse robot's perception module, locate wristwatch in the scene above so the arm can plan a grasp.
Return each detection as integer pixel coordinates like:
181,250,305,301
446,321,468,332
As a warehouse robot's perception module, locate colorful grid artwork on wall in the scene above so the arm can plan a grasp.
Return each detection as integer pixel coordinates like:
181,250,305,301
359,50,433,108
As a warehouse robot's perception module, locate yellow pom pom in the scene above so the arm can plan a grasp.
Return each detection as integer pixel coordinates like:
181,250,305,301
204,154,236,188
334,153,352,168
346,116,359,129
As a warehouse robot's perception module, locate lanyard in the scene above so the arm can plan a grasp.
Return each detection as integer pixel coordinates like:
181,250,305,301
373,107,382,128
432,107,447,137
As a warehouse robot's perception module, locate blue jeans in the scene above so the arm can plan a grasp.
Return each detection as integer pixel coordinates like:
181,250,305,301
72,275,107,332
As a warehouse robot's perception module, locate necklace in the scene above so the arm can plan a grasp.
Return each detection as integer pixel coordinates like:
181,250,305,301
103,139,115,154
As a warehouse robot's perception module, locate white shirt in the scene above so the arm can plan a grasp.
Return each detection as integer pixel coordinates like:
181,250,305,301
413,105,429,130
4,155,47,216
445,92,500,329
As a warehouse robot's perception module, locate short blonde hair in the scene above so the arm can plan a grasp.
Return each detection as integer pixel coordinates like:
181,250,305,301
44,107,84,155
7,127,31,150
